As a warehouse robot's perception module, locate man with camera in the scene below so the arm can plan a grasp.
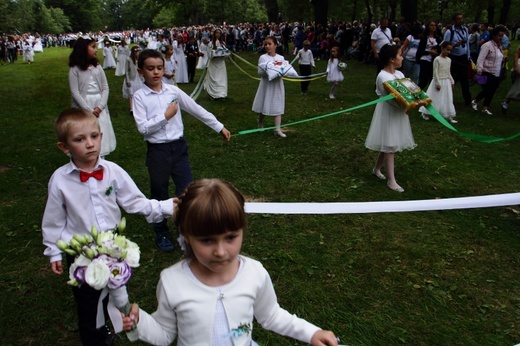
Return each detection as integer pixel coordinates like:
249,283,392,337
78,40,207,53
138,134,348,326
444,12,472,106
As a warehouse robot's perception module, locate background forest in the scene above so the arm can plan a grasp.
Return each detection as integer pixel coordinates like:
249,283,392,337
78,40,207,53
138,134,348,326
0,0,519,36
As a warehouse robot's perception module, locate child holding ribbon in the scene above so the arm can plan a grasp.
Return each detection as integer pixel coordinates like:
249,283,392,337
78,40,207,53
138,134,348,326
365,44,418,193
121,178,339,346
252,36,287,137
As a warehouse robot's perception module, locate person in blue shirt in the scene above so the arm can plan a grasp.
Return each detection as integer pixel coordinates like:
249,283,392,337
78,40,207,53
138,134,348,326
443,12,472,106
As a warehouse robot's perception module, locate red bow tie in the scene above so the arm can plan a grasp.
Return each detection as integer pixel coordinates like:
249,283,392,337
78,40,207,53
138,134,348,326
79,169,104,182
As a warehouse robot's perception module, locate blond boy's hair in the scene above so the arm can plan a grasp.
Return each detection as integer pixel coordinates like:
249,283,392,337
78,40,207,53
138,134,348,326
55,108,99,143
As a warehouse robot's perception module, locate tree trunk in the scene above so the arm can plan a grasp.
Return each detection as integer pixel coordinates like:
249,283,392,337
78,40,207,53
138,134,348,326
264,0,279,24
310,0,329,28
351,0,358,22
372,0,378,23
487,0,495,25
499,0,511,25
400,0,417,24
364,0,373,24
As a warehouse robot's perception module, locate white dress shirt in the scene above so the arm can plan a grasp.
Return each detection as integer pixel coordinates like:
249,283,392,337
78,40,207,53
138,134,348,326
298,48,315,67
42,157,174,263
132,83,224,143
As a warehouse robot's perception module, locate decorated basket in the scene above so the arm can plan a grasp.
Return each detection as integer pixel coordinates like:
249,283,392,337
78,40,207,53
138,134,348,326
213,47,231,57
383,78,431,111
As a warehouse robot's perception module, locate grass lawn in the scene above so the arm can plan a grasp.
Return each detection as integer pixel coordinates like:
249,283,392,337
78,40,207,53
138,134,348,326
0,45,519,345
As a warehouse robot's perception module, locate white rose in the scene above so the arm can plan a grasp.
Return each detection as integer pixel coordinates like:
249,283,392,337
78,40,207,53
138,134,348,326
85,258,110,290
126,240,139,250
75,254,92,267
125,247,140,268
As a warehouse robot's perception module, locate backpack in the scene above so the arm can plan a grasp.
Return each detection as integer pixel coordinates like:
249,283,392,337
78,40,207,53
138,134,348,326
447,26,467,43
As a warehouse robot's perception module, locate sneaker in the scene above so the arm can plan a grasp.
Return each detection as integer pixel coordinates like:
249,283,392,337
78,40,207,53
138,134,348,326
155,234,174,251
471,100,478,111
449,117,458,123
329,94,335,99
501,102,508,115
481,109,493,115
421,113,430,120
274,130,287,138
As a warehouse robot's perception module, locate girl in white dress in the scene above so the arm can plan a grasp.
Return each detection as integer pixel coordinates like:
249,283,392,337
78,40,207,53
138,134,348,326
326,46,344,99
174,35,189,83
121,179,339,346
419,42,457,123
365,44,423,193
123,46,143,114
33,35,43,52
252,36,287,137
22,39,34,63
102,42,117,69
162,44,177,85
68,37,116,156
115,40,130,76
196,37,210,69
204,29,228,99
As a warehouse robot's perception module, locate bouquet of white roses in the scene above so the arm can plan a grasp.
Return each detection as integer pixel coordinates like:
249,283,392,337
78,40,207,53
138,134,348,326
57,217,139,341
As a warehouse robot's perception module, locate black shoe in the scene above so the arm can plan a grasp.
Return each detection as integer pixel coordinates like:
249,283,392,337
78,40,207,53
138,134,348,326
102,325,115,346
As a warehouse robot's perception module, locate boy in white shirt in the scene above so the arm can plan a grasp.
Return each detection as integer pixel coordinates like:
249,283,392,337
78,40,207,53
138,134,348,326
132,49,231,252
298,40,316,94
42,108,175,345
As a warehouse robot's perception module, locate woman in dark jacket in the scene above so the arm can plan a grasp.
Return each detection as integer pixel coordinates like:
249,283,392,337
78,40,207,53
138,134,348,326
416,21,442,89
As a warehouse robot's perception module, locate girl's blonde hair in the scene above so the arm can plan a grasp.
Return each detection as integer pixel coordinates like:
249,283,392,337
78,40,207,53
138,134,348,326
55,108,99,143
175,179,247,258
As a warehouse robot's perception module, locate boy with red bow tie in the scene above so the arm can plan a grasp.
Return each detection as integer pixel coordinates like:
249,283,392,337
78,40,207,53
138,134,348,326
41,108,175,345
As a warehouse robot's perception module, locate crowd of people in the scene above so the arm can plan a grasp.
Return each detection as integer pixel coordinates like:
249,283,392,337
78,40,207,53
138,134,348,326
29,12,520,346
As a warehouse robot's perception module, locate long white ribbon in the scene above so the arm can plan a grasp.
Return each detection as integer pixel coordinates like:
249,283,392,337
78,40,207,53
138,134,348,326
244,193,520,214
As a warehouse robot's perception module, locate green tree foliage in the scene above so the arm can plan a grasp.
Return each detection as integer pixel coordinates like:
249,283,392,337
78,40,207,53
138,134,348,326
120,0,162,30
1,0,518,34
45,0,103,32
13,0,36,32
101,0,125,31
34,3,71,34
151,0,267,27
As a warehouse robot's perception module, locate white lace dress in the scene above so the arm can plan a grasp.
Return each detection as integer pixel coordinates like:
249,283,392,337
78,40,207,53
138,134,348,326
365,70,416,153
174,41,189,84
252,53,285,116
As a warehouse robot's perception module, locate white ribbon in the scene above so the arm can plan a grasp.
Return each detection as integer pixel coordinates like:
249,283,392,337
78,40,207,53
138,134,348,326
94,287,125,334
244,193,520,214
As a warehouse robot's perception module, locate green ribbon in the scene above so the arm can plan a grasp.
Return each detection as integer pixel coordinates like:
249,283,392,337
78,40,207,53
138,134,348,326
237,95,393,135
236,96,520,143
425,104,520,143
